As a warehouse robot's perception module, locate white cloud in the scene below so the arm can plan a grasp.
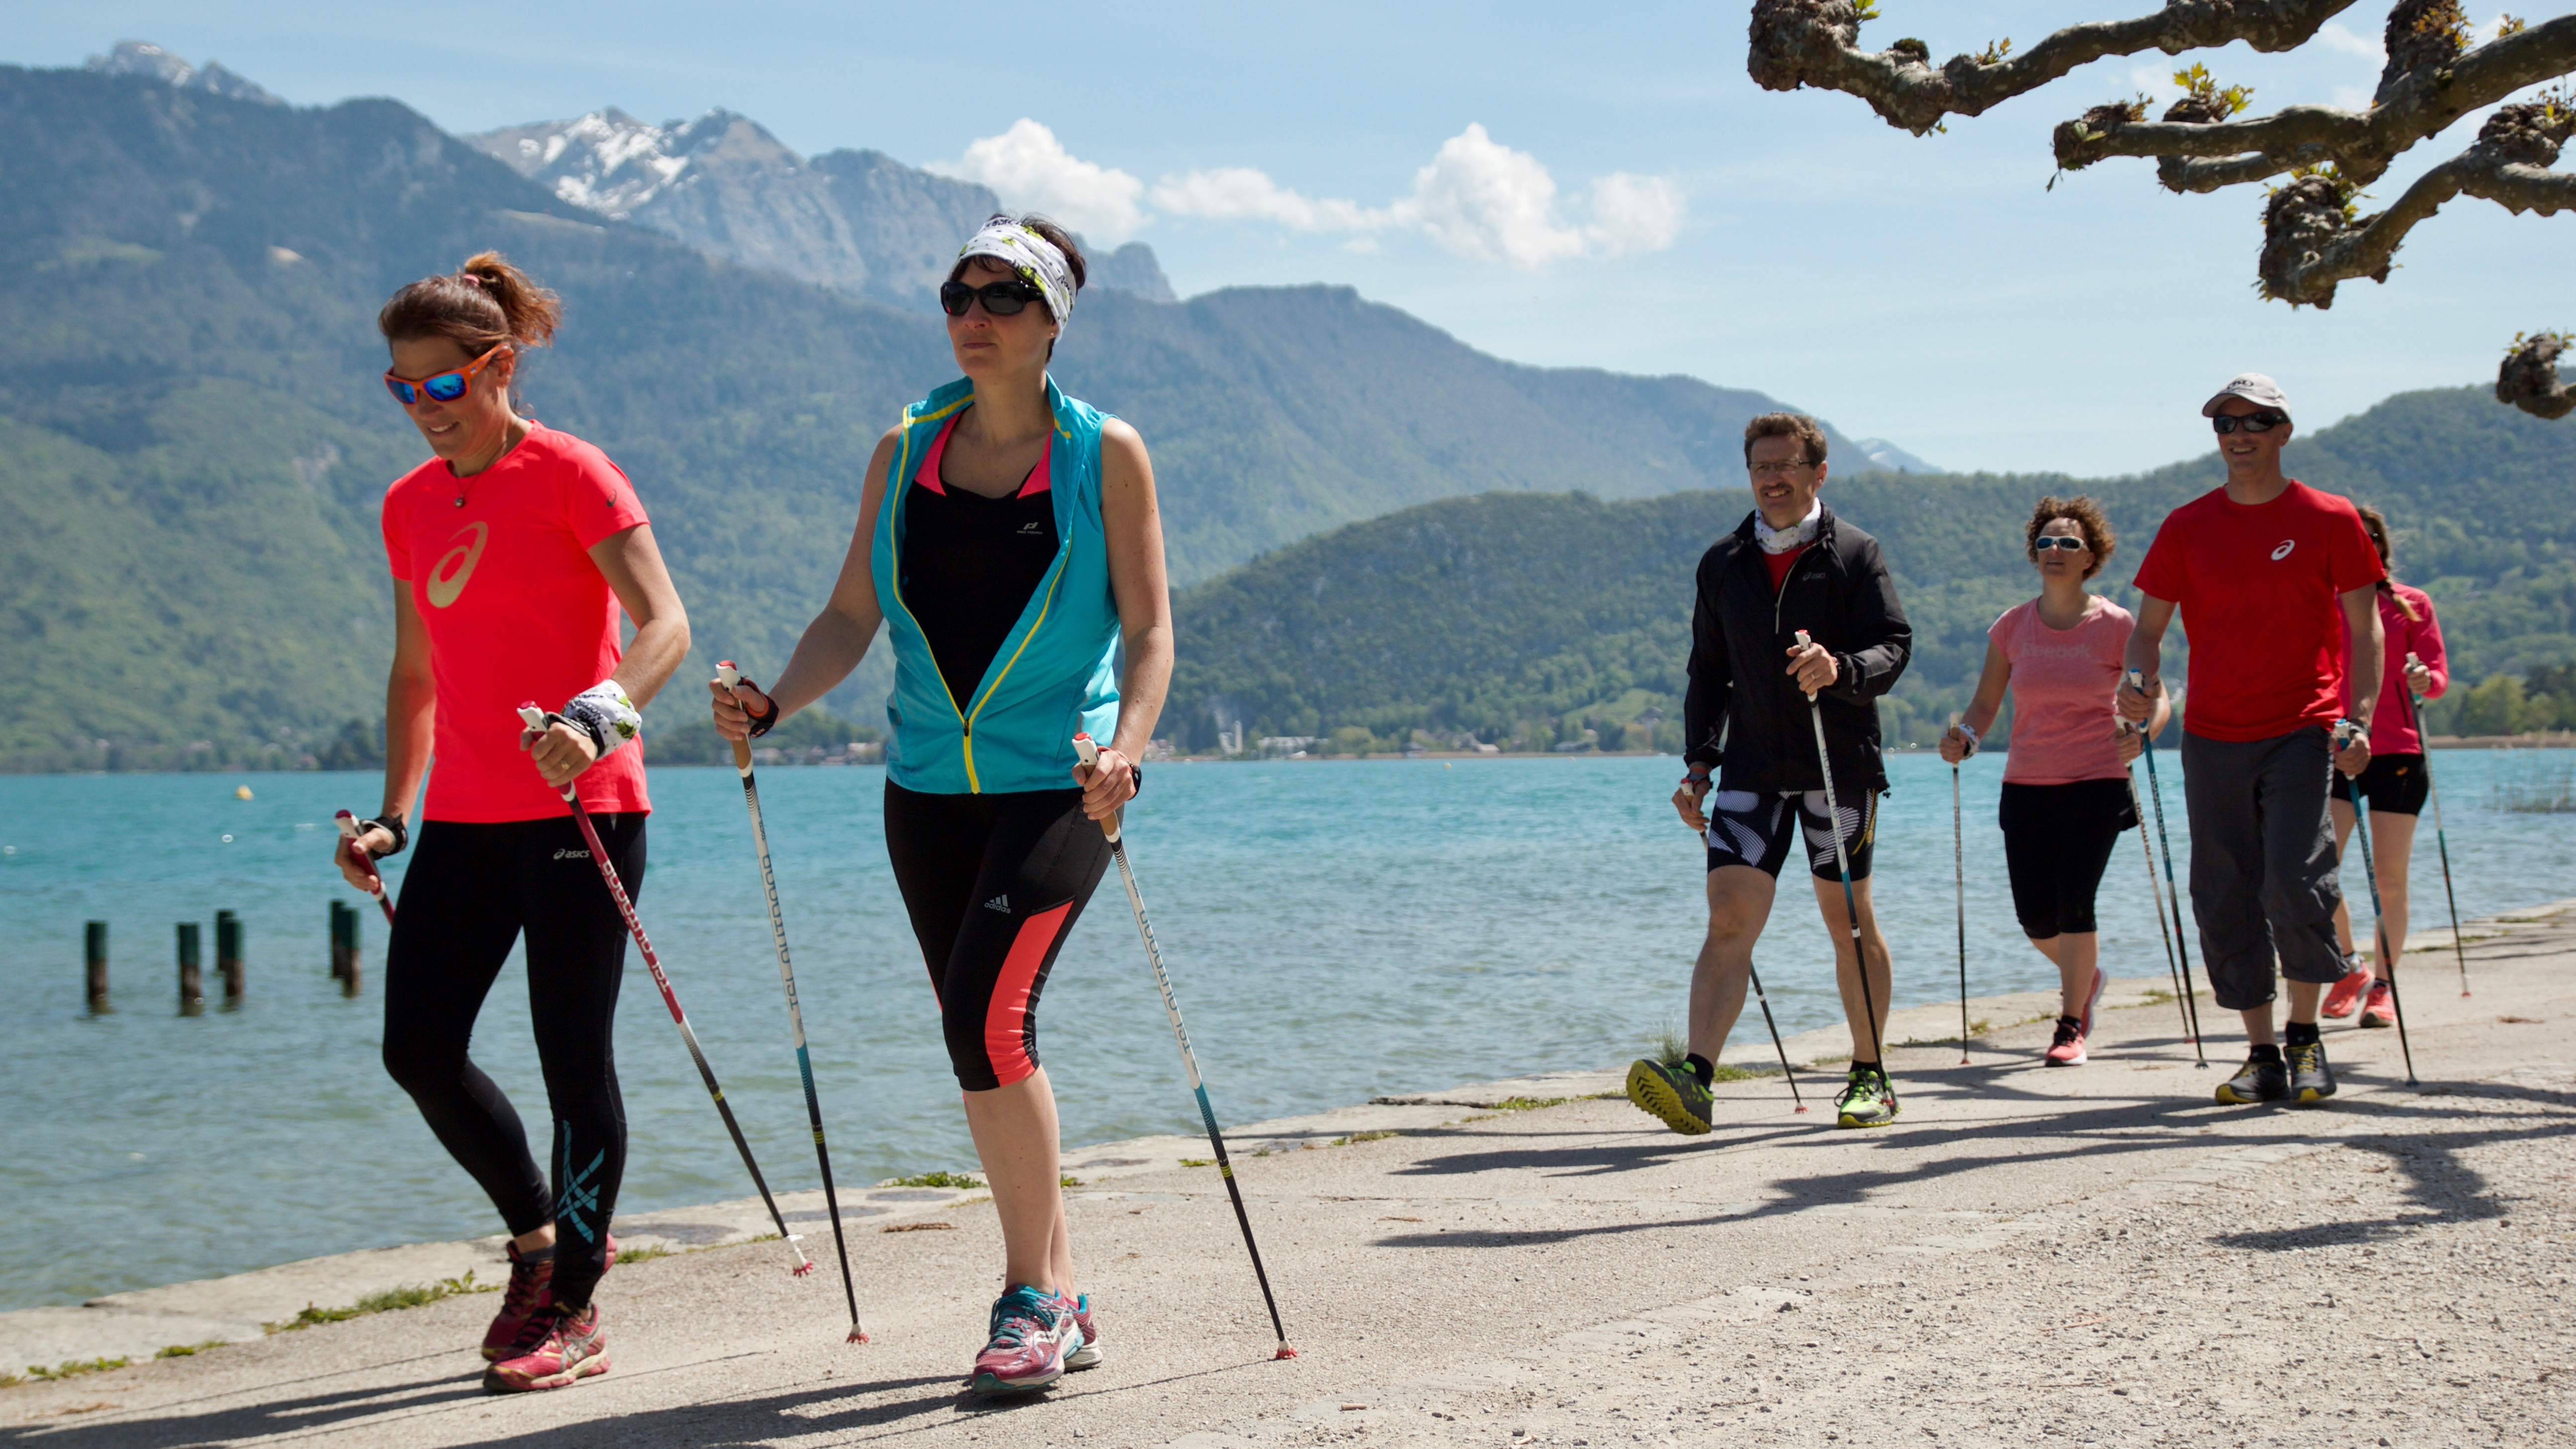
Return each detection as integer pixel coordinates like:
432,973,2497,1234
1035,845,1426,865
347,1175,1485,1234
1401,123,1590,267
1149,166,1393,232
1584,173,1687,255
931,119,1147,240
2316,20,2385,61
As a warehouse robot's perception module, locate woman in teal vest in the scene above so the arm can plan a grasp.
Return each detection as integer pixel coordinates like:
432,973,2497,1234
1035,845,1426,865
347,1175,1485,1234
712,215,1171,1394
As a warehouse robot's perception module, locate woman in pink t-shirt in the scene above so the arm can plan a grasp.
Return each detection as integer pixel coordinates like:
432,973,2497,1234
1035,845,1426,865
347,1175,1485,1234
2322,504,2449,1027
329,253,692,1393
1941,497,2168,1066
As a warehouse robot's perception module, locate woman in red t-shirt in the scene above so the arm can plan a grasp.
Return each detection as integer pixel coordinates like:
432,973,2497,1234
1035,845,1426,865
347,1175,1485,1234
331,253,691,1393
2323,504,2448,1027
1942,497,2168,1066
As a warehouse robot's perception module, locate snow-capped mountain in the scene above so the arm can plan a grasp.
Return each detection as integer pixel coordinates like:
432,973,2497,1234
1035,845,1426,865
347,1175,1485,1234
1852,437,1938,474
85,40,282,106
467,109,1175,313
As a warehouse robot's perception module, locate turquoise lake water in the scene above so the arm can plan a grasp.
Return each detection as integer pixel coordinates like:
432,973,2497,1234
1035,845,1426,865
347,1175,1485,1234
3,750,2569,1311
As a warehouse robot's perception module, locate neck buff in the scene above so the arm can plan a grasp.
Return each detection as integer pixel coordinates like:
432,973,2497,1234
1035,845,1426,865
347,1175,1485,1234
957,216,1077,331
1755,498,1822,554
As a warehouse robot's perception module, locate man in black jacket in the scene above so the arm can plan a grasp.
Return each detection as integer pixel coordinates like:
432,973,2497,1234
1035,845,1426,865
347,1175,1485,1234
1624,413,1913,1133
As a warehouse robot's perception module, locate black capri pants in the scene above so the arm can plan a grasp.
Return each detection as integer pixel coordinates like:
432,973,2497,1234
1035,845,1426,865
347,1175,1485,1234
1998,778,2137,939
884,783,1112,1092
381,812,643,1314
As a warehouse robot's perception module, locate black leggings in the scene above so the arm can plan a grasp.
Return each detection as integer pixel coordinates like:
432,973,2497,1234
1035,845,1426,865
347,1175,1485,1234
382,813,642,1311
883,783,1111,1092
1998,779,2134,939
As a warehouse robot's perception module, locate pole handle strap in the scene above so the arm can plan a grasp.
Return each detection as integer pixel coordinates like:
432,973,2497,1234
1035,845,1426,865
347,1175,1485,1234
1072,733,1123,843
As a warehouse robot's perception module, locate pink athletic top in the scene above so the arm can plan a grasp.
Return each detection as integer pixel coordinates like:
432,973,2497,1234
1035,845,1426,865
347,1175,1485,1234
2339,582,2447,754
1990,596,2134,785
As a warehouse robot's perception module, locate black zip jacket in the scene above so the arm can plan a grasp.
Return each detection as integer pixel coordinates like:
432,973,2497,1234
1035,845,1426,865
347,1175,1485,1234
1682,505,1911,794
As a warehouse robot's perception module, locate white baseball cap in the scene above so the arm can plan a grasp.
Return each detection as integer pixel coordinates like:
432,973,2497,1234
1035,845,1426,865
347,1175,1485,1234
2201,372,2291,418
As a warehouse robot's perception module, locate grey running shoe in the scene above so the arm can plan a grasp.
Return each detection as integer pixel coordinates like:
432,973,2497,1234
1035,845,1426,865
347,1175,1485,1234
2286,1037,2337,1105
2214,1052,2289,1105
1833,1065,1899,1129
1626,1058,1714,1135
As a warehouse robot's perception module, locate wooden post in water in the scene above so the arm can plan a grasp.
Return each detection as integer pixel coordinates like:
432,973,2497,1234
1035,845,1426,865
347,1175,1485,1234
216,909,243,1004
177,922,204,1015
85,921,109,1012
328,901,349,982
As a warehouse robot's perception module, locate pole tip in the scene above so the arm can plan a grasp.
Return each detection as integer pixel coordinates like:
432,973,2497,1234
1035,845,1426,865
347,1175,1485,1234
848,1327,872,1344
1792,1104,1810,1113
1273,1344,1299,1360
792,1260,815,1277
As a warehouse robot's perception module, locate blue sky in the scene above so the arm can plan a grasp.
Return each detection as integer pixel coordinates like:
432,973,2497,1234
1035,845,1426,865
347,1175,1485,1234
11,3,2561,476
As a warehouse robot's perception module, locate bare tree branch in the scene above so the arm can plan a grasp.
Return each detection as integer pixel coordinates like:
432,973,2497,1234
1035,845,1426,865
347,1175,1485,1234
2259,101,2576,307
2499,331,2574,419
1747,0,2362,137
2054,13,2576,189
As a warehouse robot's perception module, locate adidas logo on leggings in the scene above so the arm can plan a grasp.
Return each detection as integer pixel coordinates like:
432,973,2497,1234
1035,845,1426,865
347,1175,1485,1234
982,894,1010,913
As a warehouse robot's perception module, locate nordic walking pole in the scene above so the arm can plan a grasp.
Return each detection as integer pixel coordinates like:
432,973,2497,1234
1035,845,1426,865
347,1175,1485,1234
333,811,399,925
1794,633,1888,1102
2335,723,2419,1086
515,704,814,1277
715,663,867,1341
1949,713,1970,1065
2126,671,2208,1067
2401,671,2473,997
2120,744,2194,1050
1072,732,1295,1360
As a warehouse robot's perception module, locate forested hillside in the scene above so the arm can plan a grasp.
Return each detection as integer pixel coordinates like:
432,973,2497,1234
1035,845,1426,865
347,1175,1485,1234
0,63,1864,772
1165,384,2576,753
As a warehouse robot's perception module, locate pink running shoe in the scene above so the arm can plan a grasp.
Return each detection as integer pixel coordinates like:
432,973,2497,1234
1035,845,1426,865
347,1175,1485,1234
1058,1291,1101,1370
969,1285,1076,1395
2322,968,2371,1019
2044,1016,2088,1067
482,1234,617,1362
2077,966,2108,1040
485,1304,609,1392
2359,981,2398,1029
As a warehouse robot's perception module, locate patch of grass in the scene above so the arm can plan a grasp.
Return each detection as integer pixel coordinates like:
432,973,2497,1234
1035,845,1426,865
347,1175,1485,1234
615,1242,675,1264
1331,1129,1399,1146
1179,1157,1214,1168
1060,1175,1084,1188
1647,1014,1689,1066
265,1271,492,1334
155,1340,229,1359
1490,1095,1572,1112
1707,1063,1762,1083
884,1171,984,1189
14,1357,133,1383
2140,988,2176,1005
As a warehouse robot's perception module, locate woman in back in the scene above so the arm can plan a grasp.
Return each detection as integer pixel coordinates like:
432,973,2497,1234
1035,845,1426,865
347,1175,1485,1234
335,252,690,1393
1942,496,2167,1065
2323,504,2448,1026
712,215,1171,1396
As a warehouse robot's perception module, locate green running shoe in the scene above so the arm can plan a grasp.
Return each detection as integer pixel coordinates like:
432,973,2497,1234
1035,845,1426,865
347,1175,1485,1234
1834,1065,1898,1129
2214,1051,2289,1105
1625,1058,1713,1135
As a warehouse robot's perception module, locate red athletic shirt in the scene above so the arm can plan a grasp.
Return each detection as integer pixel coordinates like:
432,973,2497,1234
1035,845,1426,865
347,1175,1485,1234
1763,541,1810,594
382,426,653,822
2132,481,2384,743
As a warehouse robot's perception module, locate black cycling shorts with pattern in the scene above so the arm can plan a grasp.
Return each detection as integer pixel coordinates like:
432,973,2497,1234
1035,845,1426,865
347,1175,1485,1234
1703,787,1878,882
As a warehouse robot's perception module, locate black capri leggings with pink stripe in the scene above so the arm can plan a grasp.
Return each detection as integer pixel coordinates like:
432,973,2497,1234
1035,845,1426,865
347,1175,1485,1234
883,782,1113,1091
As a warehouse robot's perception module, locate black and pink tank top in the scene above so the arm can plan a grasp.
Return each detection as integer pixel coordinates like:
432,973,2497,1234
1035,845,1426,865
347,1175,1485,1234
898,413,1061,712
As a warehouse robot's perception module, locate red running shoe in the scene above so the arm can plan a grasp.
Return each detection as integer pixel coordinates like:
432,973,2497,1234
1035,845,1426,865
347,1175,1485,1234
482,1235,617,1362
2044,1017,2089,1067
968,1285,1075,1395
2321,968,2371,1019
1058,1291,1101,1370
2077,966,2108,1040
485,1304,608,1392
2359,981,2398,1029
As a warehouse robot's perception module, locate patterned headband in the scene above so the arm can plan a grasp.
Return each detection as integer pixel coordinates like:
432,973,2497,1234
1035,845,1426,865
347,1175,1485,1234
957,216,1076,331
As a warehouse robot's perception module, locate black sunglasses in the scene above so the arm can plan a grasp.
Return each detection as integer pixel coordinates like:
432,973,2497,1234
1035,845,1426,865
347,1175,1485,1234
940,279,1046,318
2211,410,2288,434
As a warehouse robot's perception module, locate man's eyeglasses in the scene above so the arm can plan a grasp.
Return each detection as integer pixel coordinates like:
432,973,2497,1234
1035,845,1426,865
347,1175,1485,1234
1749,457,1817,479
383,344,505,405
940,279,1046,318
2032,536,2090,553
2211,410,2287,435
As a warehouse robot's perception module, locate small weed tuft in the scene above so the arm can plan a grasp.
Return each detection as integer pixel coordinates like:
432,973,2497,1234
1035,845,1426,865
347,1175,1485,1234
1491,1096,1572,1112
156,1340,228,1359
1060,1175,1085,1188
16,1357,132,1383
1331,1130,1399,1146
1179,1157,1214,1168
616,1242,675,1264
266,1272,490,1333
884,1171,984,1190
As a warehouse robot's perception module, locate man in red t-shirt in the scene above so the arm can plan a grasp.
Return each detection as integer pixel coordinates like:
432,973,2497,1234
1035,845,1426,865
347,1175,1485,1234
2118,373,2384,1108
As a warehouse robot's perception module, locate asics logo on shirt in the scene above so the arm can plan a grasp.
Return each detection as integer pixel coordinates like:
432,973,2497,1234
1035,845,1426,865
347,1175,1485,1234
553,848,591,861
425,521,490,608
982,893,1011,912
2270,539,2297,561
